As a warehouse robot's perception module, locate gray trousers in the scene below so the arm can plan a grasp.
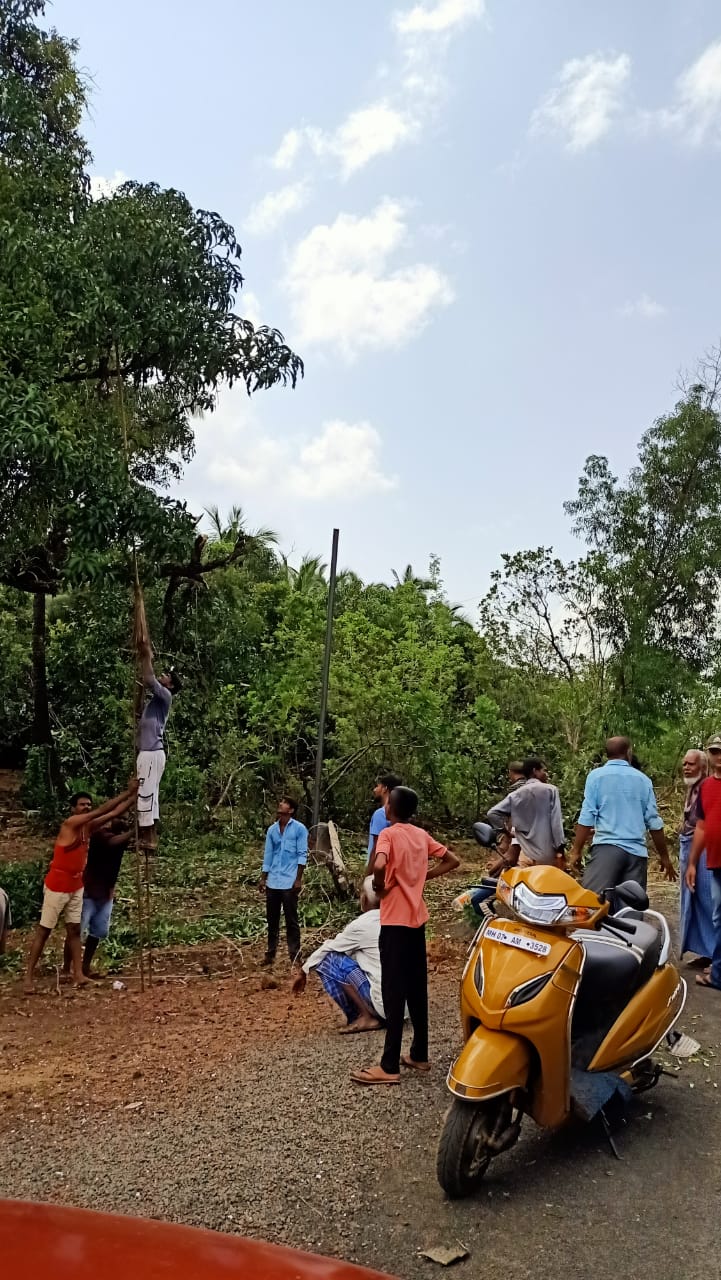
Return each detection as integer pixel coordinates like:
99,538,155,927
582,844,648,895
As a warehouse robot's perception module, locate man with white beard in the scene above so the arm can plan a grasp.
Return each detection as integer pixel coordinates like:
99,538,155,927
679,747,714,964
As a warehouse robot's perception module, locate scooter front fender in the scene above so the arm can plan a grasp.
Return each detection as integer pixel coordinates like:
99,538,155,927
447,1026,531,1101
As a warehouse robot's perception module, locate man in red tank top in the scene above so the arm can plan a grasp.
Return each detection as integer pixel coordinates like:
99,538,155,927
24,780,139,993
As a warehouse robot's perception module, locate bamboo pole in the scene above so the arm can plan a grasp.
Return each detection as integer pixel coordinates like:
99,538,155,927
115,343,149,991
312,529,339,832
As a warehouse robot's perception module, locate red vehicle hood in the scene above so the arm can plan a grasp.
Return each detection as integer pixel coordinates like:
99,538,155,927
0,1200,395,1280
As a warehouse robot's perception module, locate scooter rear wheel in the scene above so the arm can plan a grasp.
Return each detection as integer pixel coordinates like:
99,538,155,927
436,1098,502,1199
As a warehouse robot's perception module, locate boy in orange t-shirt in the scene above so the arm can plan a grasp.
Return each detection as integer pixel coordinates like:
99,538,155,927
351,786,459,1085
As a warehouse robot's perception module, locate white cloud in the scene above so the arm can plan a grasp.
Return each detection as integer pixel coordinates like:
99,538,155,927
89,169,128,200
243,182,310,235
204,412,395,501
269,105,417,181
268,1,484,179
394,0,484,37
284,199,453,359
293,421,396,499
211,433,287,491
531,53,631,151
239,291,263,328
272,128,305,170
653,39,721,145
619,294,667,320
325,103,418,177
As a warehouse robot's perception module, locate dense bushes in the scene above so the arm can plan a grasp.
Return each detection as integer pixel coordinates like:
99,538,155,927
1,860,44,927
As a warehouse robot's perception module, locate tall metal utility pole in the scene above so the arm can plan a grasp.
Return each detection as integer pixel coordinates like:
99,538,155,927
312,528,339,831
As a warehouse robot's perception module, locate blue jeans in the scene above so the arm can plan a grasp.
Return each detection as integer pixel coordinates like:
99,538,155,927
81,895,114,941
709,869,721,988
470,886,495,915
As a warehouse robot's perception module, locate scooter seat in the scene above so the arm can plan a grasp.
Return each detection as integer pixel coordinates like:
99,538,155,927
601,917,663,983
570,919,663,1068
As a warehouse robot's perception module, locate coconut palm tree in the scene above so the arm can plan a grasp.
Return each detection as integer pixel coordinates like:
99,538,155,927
204,503,277,550
282,553,328,596
391,563,434,591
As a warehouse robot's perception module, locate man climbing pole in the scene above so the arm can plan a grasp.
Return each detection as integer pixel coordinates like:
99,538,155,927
136,637,181,850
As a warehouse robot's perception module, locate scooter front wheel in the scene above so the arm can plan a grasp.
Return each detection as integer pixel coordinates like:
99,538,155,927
437,1096,514,1199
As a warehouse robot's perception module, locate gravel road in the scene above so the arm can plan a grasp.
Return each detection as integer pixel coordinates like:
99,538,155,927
2,950,721,1280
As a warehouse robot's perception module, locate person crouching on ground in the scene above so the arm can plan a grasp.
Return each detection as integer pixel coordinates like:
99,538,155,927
24,781,139,994
292,877,384,1032
351,786,459,1086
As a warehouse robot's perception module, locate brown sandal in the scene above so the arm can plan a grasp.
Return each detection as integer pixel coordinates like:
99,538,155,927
401,1055,431,1073
696,973,721,989
350,1065,400,1085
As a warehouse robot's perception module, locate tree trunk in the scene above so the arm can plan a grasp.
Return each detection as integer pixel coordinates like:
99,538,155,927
310,821,353,898
31,591,63,795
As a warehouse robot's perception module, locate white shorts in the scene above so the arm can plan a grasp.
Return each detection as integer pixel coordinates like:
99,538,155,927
136,749,166,827
40,886,83,930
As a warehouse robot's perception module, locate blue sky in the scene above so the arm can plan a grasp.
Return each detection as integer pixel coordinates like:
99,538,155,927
53,0,721,612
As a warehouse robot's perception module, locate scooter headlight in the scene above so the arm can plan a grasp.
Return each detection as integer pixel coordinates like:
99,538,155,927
510,883,596,927
512,883,568,924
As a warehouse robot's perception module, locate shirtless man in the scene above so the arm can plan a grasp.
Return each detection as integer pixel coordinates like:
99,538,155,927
24,781,138,993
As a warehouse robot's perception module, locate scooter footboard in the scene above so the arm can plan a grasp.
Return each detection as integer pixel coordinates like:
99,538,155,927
447,1027,530,1101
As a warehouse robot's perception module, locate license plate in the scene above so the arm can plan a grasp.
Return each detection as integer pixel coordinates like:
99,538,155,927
485,925,551,957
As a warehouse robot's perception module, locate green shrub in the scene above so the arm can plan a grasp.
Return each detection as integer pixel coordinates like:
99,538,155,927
0,859,44,927
21,747,61,823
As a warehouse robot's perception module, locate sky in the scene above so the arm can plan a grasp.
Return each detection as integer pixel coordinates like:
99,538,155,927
52,0,721,613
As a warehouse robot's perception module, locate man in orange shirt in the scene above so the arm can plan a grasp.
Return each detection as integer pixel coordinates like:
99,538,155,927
24,780,139,993
351,786,459,1085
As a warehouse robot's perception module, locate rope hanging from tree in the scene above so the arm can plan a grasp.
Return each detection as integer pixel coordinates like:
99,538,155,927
115,343,153,990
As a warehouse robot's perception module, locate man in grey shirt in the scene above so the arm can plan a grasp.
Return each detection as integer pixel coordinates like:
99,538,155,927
487,757,566,866
136,638,181,849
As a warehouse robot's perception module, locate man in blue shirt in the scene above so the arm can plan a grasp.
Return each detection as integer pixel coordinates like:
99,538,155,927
260,797,308,967
366,772,402,870
569,736,676,893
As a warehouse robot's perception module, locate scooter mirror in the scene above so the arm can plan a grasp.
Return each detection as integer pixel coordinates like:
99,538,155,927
472,821,497,848
610,880,649,912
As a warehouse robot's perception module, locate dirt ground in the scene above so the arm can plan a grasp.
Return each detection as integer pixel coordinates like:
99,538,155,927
1,868,721,1280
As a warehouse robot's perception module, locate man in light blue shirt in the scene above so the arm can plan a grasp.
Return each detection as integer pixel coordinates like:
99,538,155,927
260,797,308,967
569,736,676,893
366,772,402,869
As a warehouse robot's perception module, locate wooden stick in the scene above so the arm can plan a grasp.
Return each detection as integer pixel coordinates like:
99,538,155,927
115,340,147,993
144,849,153,985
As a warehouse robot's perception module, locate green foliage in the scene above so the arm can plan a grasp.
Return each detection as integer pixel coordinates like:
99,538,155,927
0,858,44,926
20,746,60,818
0,585,31,758
479,351,721,812
5,5,721,858
0,0,303,793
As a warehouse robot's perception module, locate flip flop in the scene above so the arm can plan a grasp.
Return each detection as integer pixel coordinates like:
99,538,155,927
401,1055,431,1073
350,1066,400,1086
695,973,721,989
339,1021,382,1035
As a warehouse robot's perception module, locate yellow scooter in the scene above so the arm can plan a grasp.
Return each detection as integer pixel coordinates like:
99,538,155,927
437,864,686,1198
